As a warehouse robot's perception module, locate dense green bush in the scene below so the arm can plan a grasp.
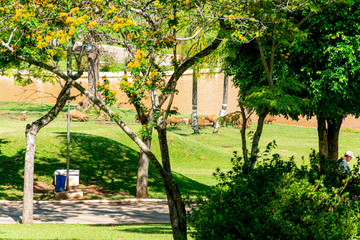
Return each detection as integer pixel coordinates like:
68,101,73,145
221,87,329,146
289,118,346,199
188,152,360,240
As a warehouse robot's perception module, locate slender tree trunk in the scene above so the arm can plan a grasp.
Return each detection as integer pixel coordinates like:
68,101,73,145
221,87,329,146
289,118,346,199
317,116,328,158
76,43,101,112
248,110,269,169
136,136,151,198
213,74,229,133
192,69,199,133
239,102,249,164
157,124,187,240
22,81,72,224
135,108,154,198
22,125,38,225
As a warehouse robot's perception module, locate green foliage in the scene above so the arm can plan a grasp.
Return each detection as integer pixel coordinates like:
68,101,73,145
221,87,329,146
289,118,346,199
286,1,360,120
225,39,307,119
189,151,360,239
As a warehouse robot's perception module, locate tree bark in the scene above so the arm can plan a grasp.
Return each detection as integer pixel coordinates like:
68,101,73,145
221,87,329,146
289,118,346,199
317,116,329,158
76,42,101,112
248,110,269,169
327,118,342,160
136,136,151,198
192,69,199,133
157,124,187,240
22,125,38,225
213,74,229,133
22,81,72,224
239,102,249,164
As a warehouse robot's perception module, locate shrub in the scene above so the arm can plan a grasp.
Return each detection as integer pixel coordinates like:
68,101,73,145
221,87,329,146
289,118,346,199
188,152,360,240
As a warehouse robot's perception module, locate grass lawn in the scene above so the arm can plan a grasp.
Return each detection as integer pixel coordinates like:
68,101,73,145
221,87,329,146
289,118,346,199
0,223,189,240
1,100,360,201
2,101,360,239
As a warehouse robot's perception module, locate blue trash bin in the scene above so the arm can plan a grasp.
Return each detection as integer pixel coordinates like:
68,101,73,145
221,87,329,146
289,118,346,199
55,175,66,192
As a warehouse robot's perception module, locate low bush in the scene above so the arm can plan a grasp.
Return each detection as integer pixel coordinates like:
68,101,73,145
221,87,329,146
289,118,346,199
188,151,360,240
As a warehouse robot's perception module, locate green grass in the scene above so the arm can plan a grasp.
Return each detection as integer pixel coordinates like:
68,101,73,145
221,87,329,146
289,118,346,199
2,101,360,239
1,101,360,201
0,223,187,240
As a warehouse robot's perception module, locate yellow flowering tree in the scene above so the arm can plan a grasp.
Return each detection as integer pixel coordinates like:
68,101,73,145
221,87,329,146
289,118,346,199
0,0,123,225
0,1,226,238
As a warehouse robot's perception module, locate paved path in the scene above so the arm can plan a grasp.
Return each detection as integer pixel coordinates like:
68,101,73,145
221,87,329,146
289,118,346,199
0,200,170,224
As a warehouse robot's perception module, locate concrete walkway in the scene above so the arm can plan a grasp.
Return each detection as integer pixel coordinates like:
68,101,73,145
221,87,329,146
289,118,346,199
0,199,170,224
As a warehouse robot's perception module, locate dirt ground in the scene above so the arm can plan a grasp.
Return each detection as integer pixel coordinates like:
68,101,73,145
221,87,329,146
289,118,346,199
273,115,360,131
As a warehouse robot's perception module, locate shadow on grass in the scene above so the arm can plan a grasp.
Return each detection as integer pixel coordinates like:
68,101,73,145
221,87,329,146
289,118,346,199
0,138,25,200
115,224,172,235
34,132,142,196
0,132,211,200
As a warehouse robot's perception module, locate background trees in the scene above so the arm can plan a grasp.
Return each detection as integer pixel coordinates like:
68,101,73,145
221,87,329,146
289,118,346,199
223,0,334,170
286,1,360,161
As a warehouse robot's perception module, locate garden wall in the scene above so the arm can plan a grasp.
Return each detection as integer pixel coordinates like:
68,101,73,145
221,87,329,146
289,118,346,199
0,70,240,115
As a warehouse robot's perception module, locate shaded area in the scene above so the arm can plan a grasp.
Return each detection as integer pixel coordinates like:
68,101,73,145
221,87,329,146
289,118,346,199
119,224,172,235
0,202,170,224
0,138,25,200
172,172,210,197
35,132,142,197
0,131,211,200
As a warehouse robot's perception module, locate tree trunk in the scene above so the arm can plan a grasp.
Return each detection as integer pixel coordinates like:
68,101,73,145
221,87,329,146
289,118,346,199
327,118,342,160
192,68,199,133
213,74,229,133
136,136,151,198
317,116,328,158
157,124,187,240
239,102,249,164
248,110,269,169
22,125,38,225
73,82,188,239
135,108,155,198
22,81,72,224
76,44,101,112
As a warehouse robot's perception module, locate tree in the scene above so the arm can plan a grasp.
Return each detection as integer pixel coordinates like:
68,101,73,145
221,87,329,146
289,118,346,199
224,0,339,170
76,31,103,113
0,0,107,224
286,1,360,160
0,1,226,238
213,74,229,133
191,66,200,133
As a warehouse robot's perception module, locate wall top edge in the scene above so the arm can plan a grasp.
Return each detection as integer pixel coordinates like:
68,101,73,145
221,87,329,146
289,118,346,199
1,68,223,79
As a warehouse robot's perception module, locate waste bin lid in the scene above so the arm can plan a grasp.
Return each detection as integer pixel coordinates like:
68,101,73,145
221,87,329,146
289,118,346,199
54,169,80,176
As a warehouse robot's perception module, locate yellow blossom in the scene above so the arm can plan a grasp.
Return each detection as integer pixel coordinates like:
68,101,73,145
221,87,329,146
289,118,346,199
45,35,53,42
88,20,97,28
150,69,158,79
70,7,79,14
106,5,116,15
60,12,68,18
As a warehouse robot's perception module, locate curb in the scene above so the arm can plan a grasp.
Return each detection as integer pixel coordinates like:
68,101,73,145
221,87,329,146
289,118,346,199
0,198,168,204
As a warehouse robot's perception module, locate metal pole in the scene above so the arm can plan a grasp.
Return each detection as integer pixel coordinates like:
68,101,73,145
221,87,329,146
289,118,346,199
66,99,70,192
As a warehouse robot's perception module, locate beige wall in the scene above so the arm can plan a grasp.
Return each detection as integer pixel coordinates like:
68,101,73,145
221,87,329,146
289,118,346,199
0,70,239,115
